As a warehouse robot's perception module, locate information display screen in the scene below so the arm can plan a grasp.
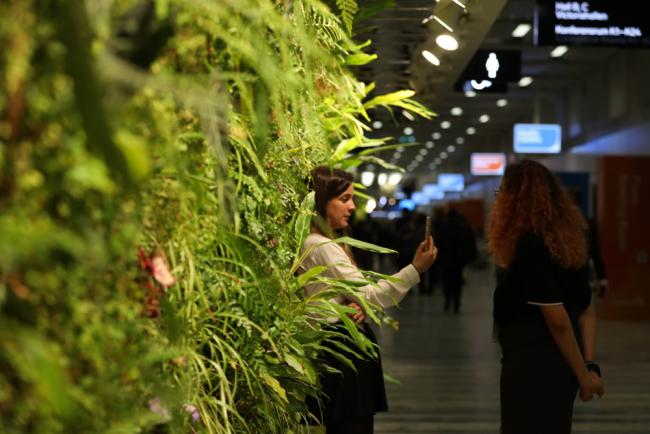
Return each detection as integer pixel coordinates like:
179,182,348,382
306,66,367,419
470,153,507,176
438,174,465,192
514,123,562,154
536,1,650,47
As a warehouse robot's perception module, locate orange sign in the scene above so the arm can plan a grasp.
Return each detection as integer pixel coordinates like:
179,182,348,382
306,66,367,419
471,153,506,175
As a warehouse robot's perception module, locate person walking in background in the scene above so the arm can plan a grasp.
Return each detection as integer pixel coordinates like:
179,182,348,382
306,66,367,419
298,166,437,434
438,208,477,313
489,160,604,434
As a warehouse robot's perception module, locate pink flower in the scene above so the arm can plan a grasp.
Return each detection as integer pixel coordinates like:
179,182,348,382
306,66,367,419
151,255,176,288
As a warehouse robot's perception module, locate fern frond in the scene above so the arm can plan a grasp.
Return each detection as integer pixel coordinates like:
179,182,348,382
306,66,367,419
336,0,358,35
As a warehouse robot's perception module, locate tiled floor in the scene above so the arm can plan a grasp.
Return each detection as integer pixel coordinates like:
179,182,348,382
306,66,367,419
373,263,650,434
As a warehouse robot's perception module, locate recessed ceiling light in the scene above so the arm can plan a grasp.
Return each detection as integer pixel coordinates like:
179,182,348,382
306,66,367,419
415,155,424,162
512,23,531,38
432,132,442,140
425,141,434,149
447,145,456,152
393,152,401,159
436,34,459,51
440,152,448,159
403,127,414,135
441,121,451,129
466,127,476,135
422,14,434,24
452,0,466,9
396,147,404,152
372,120,383,129
518,76,533,87
550,45,569,58
465,90,476,98
450,107,463,116
433,16,453,32
435,158,441,164
402,110,415,121
422,50,441,66
479,114,490,123
496,98,508,107
419,149,428,155
455,137,464,144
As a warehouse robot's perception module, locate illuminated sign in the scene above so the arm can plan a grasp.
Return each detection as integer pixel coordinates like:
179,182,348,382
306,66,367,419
471,153,507,176
455,50,521,93
438,174,465,192
535,1,650,47
422,183,445,200
514,123,562,154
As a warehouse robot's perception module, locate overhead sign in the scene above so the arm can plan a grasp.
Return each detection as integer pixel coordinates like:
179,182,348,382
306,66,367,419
514,123,562,154
438,173,465,192
455,50,521,94
535,1,650,47
422,183,445,200
471,153,507,176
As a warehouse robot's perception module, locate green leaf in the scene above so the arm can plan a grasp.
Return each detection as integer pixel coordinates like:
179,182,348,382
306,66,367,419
332,236,396,254
345,52,377,66
260,372,288,403
296,265,327,287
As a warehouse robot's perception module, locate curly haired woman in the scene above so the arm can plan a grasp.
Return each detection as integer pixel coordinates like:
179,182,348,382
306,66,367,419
489,160,604,434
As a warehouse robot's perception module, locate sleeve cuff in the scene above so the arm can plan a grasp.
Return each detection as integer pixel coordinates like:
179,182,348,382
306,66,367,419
526,301,563,306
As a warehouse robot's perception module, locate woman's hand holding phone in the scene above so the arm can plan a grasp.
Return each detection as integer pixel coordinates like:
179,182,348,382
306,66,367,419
412,218,437,273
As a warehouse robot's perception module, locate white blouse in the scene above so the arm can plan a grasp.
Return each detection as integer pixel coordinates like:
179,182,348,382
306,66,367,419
298,232,420,321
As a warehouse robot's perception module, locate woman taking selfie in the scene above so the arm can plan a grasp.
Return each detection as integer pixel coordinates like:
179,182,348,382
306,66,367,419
298,166,437,434
489,160,604,434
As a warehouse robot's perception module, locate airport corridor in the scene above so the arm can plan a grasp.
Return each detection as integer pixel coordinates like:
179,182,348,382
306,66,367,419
373,263,650,434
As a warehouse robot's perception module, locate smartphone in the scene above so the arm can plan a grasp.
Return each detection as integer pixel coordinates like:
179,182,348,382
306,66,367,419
424,215,432,240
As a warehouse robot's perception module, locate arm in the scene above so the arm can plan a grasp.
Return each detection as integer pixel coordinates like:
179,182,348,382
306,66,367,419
540,304,604,400
578,302,597,361
316,241,420,308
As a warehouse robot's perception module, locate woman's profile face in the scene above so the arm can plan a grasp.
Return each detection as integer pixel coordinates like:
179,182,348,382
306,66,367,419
325,184,356,230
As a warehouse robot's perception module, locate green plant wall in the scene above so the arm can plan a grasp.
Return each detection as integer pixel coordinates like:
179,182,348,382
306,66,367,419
0,0,432,433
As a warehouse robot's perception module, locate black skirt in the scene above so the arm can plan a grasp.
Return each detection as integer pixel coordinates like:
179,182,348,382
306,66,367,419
309,322,388,426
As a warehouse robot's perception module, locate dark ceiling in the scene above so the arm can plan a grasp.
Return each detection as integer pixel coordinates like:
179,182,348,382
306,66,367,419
353,0,616,180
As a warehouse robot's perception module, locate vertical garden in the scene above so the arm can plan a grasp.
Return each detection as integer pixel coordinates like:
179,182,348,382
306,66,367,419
0,0,431,432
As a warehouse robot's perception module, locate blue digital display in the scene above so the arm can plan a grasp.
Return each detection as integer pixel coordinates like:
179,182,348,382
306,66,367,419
438,174,465,192
513,123,562,154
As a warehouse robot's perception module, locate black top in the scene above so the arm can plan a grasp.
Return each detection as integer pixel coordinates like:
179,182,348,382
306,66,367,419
494,233,591,351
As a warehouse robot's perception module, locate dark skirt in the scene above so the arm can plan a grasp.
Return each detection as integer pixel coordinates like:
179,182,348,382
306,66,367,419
309,322,388,427
498,320,579,434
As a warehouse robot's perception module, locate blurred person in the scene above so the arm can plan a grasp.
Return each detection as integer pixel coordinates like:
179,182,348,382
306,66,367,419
489,160,604,434
298,166,438,434
438,208,477,312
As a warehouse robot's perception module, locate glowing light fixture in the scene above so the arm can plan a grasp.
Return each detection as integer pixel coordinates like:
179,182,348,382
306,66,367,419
365,198,377,213
456,137,464,144
425,141,434,149
512,23,531,38
422,50,441,66
361,171,375,187
466,127,476,135
518,76,533,87
450,107,463,116
402,110,415,121
441,120,451,129
447,145,456,152
419,149,428,155
479,114,490,123
436,34,459,51
440,152,448,159
496,98,508,107
452,0,466,9
403,127,414,135
372,120,383,129
432,132,442,140
550,45,569,58
433,16,454,32
388,173,403,185
377,173,388,186
465,90,476,98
